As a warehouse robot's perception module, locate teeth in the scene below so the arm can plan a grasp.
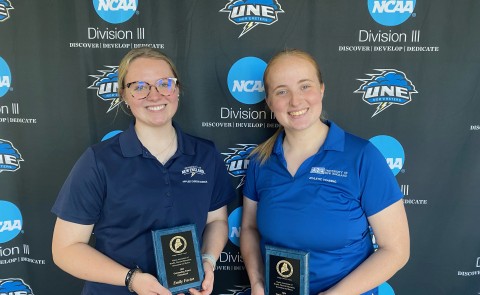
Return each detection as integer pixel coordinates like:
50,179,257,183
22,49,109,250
148,105,166,111
289,109,307,116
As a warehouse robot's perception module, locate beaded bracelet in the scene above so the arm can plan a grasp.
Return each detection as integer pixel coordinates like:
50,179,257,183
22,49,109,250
202,253,216,272
125,267,142,293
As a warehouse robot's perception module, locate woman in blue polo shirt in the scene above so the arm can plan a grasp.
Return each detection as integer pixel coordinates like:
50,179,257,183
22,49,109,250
240,49,410,295
51,48,235,295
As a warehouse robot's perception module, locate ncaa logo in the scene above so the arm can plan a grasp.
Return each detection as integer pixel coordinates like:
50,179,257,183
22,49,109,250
0,200,23,243
369,135,405,176
101,130,123,141
368,0,416,26
92,0,137,24
0,56,12,97
228,207,242,247
228,57,267,105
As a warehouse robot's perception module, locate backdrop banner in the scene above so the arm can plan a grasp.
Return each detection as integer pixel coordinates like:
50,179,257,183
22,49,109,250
1,1,479,294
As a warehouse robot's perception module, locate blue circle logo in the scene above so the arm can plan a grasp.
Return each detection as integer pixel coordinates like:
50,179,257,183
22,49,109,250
0,200,23,243
92,0,137,24
101,130,123,141
0,56,12,97
379,282,395,295
227,57,267,105
369,135,405,176
228,207,243,247
368,0,416,26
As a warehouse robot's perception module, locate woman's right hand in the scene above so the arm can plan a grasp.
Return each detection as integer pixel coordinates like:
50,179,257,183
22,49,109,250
130,272,172,295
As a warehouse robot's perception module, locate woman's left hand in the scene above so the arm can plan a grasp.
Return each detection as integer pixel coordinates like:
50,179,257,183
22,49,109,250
186,262,215,295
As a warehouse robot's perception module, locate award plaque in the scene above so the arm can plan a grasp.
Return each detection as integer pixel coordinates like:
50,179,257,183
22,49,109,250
152,224,204,294
265,245,309,295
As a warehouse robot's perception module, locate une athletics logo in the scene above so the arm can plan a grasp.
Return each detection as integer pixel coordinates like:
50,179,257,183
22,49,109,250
0,279,34,295
92,0,137,24
368,0,416,27
220,0,284,38
222,144,256,188
0,139,23,173
0,0,13,22
88,66,121,113
355,69,417,117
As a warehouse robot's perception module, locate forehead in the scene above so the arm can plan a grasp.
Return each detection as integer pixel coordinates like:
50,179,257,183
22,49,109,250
267,55,317,82
126,57,173,80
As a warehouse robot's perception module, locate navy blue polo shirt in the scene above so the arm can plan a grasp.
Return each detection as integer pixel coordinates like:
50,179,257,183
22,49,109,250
244,121,403,295
52,121,235,295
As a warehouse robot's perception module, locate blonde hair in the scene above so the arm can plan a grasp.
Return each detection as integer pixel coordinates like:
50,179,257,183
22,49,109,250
117,47,180,102
251,48,326,164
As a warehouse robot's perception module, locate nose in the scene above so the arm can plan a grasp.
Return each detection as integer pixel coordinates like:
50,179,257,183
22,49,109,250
146,86,163,100
289,91,303,106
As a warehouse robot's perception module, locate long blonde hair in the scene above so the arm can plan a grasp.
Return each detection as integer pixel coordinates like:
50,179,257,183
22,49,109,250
251,48,326,164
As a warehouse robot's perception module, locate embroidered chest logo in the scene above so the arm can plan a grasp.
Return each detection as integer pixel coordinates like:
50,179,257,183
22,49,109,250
309,167,348,183
181,166,207,184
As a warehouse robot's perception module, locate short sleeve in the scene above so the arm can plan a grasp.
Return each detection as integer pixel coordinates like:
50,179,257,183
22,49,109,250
51,147,105,224
243,155,259,202
360,142,404,217
209,147,236,211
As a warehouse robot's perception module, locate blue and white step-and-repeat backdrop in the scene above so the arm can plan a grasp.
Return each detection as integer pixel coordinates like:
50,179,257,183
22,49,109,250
1,1,479,294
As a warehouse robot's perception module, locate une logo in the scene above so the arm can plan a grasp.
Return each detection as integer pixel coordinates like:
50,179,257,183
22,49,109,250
368,0,416,27
369,135,405,176
92,0,137,24
227,57,266,105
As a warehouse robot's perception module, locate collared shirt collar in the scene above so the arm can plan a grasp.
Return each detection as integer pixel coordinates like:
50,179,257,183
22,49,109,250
273,121,345,156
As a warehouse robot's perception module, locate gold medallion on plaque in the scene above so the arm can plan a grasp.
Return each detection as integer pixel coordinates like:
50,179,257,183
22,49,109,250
169,235,187,253
276,260,293,278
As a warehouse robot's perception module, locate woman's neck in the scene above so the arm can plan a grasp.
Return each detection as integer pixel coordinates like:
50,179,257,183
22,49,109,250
135,122,177,163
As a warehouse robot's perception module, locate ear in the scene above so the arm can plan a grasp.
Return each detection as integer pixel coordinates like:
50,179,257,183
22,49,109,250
265,96,271,107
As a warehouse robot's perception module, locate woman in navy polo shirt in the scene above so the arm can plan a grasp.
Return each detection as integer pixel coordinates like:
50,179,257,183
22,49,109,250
51,48,235,295
240,49,410,295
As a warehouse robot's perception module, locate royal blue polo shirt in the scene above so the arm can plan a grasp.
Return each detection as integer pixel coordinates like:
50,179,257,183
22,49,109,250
243,121,403,295
52,121,235,295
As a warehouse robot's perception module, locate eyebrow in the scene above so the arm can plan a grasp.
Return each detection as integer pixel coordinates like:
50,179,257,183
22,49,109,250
271,79,314,91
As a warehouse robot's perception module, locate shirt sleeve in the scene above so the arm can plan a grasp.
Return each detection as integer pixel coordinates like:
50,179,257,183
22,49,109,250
243,155,259,201
51,147,105,224
208,147,236,211
359,142,404,217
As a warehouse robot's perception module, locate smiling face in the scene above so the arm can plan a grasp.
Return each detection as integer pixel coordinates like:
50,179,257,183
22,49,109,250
122,57,179,130
264,53,325,133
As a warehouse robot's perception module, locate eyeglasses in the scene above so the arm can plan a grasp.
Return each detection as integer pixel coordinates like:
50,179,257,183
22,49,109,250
125,77,178,99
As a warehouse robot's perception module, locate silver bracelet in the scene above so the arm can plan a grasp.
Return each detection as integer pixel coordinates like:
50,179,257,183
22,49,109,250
202,253,216,272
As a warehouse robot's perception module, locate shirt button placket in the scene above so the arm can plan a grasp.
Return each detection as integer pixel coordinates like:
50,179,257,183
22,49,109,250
163,168,173,207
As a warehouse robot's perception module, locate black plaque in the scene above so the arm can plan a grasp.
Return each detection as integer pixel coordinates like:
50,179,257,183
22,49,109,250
152,224,204,294
265,245,309,295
